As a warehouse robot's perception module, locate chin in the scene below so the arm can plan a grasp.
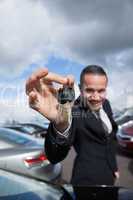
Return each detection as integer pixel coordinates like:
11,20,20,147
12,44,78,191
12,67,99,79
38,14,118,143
87,103,102,111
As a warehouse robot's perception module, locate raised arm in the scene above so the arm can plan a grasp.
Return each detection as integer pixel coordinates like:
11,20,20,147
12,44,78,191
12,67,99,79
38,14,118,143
26,68,75,163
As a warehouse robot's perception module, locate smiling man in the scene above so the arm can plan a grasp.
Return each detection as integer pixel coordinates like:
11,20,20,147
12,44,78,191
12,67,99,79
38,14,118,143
80,67,107,111
26,65,119,186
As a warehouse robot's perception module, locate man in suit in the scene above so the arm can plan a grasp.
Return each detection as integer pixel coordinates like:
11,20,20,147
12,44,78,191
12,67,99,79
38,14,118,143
26,65,119,186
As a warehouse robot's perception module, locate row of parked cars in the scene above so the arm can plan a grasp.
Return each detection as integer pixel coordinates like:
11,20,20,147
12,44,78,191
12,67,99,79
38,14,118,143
0,117,133,185
0,114,133,199
0,122,62,182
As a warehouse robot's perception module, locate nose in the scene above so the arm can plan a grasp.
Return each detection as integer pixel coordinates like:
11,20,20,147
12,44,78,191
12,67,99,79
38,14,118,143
91,91,101,100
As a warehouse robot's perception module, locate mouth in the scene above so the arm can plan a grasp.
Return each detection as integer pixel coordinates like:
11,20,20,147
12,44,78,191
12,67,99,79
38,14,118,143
89,101,101,106
87,101,102,110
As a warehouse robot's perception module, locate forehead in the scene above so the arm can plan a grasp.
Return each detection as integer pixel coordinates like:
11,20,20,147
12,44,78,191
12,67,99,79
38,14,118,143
82,74,107,88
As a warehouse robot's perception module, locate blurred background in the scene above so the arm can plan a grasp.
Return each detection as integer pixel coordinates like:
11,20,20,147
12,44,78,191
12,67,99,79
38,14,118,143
0,0,133,189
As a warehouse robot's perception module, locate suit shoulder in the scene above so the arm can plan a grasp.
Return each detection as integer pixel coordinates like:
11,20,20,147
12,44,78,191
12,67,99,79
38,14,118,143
103,99,113,115
103,99,111,108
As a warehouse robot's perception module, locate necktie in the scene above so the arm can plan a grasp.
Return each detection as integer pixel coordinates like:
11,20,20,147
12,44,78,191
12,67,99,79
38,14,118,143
94,109,112,134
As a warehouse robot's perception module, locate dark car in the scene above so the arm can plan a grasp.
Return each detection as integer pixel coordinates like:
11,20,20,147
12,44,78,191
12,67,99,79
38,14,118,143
4,122,49,138
117,120,133,152
0,169,133,200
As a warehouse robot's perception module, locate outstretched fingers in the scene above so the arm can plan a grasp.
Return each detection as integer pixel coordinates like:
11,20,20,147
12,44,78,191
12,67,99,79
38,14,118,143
41,72,68,85
26,68,75,101
26,68,48,95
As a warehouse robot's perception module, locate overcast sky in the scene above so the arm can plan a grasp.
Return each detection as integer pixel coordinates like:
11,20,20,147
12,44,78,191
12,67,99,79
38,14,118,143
0,0,133,122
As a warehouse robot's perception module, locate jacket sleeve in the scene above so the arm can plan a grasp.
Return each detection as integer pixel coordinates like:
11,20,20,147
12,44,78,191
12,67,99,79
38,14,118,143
45,120,75,164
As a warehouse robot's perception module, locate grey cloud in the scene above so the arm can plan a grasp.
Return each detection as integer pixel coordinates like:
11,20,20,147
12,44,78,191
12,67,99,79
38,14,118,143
0,0,132,105
39,0,133,67
39,0,133,108
0,0,51,76
43,0,126,23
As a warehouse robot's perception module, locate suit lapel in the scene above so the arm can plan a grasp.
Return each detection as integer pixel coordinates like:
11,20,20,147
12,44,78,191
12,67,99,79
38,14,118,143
84,110,107,138
74,97,113,138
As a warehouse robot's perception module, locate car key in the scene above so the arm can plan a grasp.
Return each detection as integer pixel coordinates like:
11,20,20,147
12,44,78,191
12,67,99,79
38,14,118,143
57,86,75,123
58,86,75,104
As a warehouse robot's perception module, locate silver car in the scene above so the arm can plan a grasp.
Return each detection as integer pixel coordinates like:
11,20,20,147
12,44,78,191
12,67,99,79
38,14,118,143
0,127,62,181
0,169,70,200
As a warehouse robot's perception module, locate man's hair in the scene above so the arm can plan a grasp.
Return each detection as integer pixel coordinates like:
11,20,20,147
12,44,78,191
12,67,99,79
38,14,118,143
80,65,108,87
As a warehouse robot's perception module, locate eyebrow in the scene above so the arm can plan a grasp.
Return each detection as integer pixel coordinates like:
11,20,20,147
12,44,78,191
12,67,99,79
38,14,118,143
84,88,106,92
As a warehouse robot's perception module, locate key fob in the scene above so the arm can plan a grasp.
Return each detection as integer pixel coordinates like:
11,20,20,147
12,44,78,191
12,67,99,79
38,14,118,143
58,86,75,104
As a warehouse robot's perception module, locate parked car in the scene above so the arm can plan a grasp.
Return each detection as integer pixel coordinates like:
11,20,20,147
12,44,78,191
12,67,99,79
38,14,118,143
0,169,133,200
0,127,61,181
4,122,49,138
115,107,133,125
0,169,72,200
116,120,133,152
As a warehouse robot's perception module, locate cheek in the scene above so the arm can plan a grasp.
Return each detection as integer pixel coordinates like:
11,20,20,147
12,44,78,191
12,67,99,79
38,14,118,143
101,92,107,99
82,91,91,99
81,91,107,101
100,95,106,103
87,93,106,102
86,94,92,99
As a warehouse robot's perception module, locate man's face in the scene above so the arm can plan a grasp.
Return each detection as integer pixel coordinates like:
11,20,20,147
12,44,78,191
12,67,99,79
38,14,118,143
80,73,107,111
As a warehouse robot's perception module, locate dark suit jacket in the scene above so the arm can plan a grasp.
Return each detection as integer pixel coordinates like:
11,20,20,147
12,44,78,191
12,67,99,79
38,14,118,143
45,98,118,185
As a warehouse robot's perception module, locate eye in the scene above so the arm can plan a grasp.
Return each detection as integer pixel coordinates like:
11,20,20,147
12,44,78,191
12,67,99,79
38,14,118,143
85,88,94,93
98,89,106,93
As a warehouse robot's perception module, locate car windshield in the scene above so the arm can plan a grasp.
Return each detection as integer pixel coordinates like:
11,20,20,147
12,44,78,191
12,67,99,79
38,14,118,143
0,129,31,145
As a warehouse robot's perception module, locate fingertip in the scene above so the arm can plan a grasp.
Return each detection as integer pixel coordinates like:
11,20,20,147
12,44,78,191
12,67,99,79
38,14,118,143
63,77,69,85
66,75,75,87
36,68,49,79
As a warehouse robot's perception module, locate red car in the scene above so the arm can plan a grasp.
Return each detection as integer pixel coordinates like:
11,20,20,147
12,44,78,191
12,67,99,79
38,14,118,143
117,121,133,152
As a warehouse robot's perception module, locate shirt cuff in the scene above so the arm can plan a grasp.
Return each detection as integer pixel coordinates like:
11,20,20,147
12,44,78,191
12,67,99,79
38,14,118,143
53,118,72,138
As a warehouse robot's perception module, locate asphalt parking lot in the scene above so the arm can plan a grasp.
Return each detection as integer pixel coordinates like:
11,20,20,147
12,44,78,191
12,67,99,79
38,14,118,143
61,147,133,188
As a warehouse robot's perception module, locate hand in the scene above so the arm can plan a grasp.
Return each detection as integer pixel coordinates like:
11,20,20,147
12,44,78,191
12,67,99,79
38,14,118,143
26,68,74,130
114,171,120,179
